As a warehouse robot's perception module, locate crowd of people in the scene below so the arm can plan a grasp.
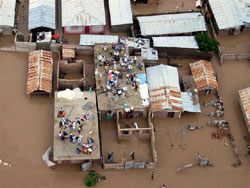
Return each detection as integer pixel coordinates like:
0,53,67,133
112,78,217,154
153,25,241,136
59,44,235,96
57,107,95,155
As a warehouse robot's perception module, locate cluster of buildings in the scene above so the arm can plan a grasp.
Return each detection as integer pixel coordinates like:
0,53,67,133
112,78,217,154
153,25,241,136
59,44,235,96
1,0,249,170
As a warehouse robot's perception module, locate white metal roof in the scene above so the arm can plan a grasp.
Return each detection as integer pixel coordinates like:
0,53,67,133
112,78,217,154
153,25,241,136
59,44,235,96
79,34,118,45
28,0,56,30
137,12,207,36
108,0,133,26
181,92,201,113
153,36,199,49
237,0,250,24
208,0,243,29
146,64,183,112
0,0,16,27
61,0,106,27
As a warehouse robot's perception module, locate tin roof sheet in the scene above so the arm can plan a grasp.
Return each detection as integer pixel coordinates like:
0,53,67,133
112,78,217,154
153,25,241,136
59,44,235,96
137,12,207,36
239,87,250,129
61,0,106,27
153,36,199,49
62,45,75,58
189,60,218,91
208,0,243,29
27,50,53,94
146,64,183,112
181,92,201,113
237,0,250,24
108,0,133,26
79,34,118,45
28,0,56,30
0,0,16,27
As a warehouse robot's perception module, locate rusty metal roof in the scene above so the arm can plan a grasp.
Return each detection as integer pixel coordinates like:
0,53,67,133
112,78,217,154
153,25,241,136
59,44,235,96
239,87,250,129
146,65,183,112
62,45,75,59
189,60,218,91
27,50,53,94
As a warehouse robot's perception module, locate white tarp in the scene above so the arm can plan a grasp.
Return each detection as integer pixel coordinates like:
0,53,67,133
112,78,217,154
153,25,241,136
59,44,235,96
42,147,56,168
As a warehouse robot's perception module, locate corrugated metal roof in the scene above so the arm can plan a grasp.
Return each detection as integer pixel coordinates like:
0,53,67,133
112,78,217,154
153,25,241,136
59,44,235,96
108,0,133,26
61,0,106,27
181,92,201,113
146,64,183,112
237,0,250,24
189,60,218,91
137,12,207,36
153,36,199,49
0,0,16,27
239,87,250,130
208,0,243,29
28,0,55,30
79,34,118,45
62,45,75,59
27,50,53,94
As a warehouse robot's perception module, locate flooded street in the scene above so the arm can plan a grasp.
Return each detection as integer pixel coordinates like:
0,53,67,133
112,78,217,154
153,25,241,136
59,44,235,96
0,48,249,187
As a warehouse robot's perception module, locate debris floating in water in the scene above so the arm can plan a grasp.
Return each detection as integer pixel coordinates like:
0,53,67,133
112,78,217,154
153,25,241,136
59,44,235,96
0,159,12,167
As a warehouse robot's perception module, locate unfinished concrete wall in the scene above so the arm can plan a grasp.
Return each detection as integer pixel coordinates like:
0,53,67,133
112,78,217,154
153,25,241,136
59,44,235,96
14,33,36,52
75,45,94,55
221,53,250,61
57,60,85,90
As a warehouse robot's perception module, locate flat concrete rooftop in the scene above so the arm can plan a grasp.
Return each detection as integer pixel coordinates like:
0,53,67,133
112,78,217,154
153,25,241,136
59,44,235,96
94,44,148,111
53,91,100,162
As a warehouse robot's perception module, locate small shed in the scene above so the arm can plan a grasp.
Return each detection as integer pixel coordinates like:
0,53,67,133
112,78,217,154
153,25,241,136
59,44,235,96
146,64,183,118
239,87,250,134
141,48,158,65
62,45,75,60
27,50,53,97
137,12,207,36
189,60,218,94
61,0,106,34
207,0,243,35
108,0,133,33
0,0,16,35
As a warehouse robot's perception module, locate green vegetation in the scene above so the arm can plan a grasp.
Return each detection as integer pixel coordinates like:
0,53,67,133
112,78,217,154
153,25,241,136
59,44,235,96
195,32,220,52
85,170,99,187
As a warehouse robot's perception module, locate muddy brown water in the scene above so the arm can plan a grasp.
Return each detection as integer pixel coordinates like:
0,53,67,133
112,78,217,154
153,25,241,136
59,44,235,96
1,0,250,186
0,49,250,187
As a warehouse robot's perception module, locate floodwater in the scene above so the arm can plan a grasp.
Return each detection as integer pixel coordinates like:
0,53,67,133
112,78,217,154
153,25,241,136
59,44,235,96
217,32,250,54
1,0,250,186
0,48,250,187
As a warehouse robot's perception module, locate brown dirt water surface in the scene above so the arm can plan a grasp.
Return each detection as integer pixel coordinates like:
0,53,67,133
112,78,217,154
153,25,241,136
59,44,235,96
0,52,250,187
